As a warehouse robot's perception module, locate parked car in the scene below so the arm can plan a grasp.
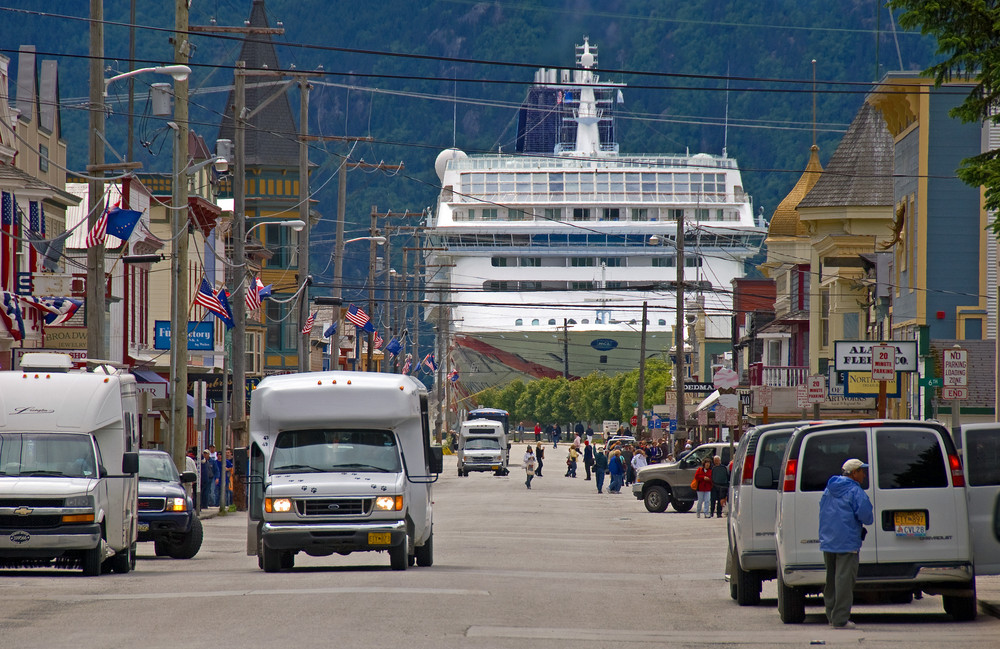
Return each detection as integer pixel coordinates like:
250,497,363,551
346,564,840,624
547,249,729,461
137,450,203,559
774,420,992,623
726,422,821,605
632,442,733,513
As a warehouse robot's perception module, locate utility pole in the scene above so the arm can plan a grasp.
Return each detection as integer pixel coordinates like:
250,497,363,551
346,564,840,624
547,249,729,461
296,78,311,372
169,0,190,471
86,0,105,361
562,318,570,379
675,212,686,442
231,62,247,444
366,206,378,371
636,301,648,438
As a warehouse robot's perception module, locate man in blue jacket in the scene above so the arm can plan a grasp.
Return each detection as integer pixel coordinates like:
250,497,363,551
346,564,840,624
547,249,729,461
819,458,874,629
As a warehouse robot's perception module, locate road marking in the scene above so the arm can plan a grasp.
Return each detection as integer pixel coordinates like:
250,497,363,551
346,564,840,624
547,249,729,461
12,586,488,602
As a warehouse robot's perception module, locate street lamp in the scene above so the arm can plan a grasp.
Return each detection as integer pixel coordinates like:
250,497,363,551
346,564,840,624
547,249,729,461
104,65,191,95
649,229,686,443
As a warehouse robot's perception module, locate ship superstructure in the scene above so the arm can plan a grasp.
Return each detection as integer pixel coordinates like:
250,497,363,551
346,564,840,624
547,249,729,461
426,39,765,395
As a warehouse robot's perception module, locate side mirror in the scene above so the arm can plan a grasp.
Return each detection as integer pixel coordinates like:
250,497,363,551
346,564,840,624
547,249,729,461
180,471,197,484
121,452,139,475
753,465,775,489
429,446,444,474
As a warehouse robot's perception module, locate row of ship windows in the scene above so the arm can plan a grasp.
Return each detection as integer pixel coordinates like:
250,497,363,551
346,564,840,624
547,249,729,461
514,317,668,326
483,280,714,291
491,256,704,268
462,171,728,195
452,207,739,222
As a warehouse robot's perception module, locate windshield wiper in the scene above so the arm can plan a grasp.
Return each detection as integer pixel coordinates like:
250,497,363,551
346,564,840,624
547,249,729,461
332,463,390,473
23,470,70,477
272,464,323,473
139,476,171,482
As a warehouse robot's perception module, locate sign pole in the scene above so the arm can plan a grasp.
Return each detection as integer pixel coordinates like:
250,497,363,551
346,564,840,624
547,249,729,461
878,381,887,419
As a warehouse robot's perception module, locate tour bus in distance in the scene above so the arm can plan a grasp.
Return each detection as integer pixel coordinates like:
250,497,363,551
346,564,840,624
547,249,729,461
456,419,509,477
247,371,443,572
0,352,140,575
467,407,510,435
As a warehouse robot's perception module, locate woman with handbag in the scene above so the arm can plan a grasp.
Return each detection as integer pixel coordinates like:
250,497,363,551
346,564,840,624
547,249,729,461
523,446,537,489
694,457,714,517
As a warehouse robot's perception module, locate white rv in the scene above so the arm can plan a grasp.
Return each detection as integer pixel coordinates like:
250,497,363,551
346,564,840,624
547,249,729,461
247,371,442,572
0,353,140,575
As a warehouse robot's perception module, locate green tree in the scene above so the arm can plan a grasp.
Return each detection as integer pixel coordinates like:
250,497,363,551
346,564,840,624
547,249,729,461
497,380,526,424
515,380,542,425
890,0,1000,233
476,387,502,411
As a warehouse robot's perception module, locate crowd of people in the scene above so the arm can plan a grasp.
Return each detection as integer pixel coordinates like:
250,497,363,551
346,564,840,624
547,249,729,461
185,445,234,509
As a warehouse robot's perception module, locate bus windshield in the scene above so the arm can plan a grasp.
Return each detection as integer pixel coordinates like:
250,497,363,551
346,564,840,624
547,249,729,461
468,408,509,435
0,432,99,478
270,429,402,474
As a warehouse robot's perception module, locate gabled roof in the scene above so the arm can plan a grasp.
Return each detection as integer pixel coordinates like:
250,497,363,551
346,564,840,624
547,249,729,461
216,0,299,166
797,102,894,208
767,145,822,237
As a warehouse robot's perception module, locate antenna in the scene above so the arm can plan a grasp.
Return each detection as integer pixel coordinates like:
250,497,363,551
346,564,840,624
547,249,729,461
811,59,817,149
723,62,730,157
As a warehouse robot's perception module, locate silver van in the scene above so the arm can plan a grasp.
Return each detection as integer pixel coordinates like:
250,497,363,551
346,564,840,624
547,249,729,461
774,419,994,623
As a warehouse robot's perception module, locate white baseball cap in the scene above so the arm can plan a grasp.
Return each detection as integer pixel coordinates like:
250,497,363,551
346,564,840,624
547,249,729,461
842,458,869,473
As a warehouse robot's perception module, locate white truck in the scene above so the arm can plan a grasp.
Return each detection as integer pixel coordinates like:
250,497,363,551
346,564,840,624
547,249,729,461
246,371,443,572
0,353,140,575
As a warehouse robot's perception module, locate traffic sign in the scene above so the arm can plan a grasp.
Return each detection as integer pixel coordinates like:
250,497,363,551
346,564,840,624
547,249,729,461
630,415,638,427
942,348,968,387
871,344,896,381
796,384,809,409
919,376,944,388
806,375,826,404
758,385,773,408
942,386,968,400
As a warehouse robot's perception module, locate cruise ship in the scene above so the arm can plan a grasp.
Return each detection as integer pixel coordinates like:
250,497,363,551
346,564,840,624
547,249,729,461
426,39,766,396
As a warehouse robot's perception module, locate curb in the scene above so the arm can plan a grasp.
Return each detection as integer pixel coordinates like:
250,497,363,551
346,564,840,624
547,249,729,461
980,600,1000,619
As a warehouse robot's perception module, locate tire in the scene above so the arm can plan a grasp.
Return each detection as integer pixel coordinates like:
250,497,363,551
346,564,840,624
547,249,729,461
671,499,694,513
109,541,134,574
280,551,295,570
154,540,170,557
167,516,204,559
726,547,738,600
888,590,913,604
415,531,433,567
944,580,977,621
81,544,102,576
735,563,762,606
458,467,463,477
261,542,283,573
643,486,670,513
389,533,409,571
777,573,806,624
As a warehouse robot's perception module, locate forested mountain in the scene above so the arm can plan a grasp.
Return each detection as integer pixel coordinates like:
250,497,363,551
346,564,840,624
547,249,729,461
1,0,937,294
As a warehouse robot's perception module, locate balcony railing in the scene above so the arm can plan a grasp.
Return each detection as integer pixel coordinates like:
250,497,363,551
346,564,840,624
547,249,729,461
749,363,809,387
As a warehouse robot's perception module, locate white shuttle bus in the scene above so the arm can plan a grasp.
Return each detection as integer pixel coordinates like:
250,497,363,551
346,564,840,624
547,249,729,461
247,371,442,572
0,353,140,575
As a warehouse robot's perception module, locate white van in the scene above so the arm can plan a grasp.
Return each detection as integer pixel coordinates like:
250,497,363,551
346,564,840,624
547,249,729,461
774,419,997,623
456,419,508,476
246,371,443,572
953,423,1000,577
0,353,140,575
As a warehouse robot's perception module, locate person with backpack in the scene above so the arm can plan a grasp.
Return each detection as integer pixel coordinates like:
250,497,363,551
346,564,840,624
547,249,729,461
608,449,626,494
593,446,608,493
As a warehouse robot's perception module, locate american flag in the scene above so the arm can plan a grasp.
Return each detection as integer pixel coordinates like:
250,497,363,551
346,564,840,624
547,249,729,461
345,304,373,331
19,296,82,325
245,276,263,312
1,192,13,292
85,207,109,248
0,291,25,341
193,278,234,328
401,353,412,375
301,311,317,335
422,353,437,372
373,330,383,349
448,369,459,382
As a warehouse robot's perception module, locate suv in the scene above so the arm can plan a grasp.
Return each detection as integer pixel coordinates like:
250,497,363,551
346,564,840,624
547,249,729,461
137,450,203,559
633,442,733,513
775,420,977,623
727,422,820,605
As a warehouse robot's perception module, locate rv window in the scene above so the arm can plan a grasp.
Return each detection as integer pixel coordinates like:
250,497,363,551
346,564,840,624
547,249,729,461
0,433,98,478
270,429,402,474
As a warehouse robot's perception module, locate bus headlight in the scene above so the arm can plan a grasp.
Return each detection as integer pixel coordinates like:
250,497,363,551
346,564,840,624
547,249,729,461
375,495,403,511
265,498,293,513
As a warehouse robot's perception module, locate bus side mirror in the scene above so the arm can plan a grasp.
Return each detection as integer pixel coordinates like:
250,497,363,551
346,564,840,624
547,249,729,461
429,446,443,474
121,452,139,475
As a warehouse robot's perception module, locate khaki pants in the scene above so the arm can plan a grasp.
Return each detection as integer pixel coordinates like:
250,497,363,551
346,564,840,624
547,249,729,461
823,551,859,626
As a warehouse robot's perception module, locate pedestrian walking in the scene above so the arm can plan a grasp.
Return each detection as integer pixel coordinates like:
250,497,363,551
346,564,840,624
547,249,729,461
565,446,579,478
710,455,730,518
553,423,562,448
819,458,874,629
585,424,594,444
593,446,608,493
694,458,713,517
583,440,594,480
608,449,626,494
630,447,648,479
535,442,545,477
534,422,542,442
523,446,537,489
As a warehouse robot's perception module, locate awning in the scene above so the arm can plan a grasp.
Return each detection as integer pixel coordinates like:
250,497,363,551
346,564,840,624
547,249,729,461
693,390,720,413
133,369,168,399
186,393,216,420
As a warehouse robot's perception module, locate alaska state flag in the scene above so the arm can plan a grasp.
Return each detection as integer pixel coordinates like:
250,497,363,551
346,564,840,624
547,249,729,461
104,207,143,241
384,337,402,357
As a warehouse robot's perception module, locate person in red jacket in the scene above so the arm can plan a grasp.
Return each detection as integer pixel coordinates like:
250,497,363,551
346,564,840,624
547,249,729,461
695,457,714,518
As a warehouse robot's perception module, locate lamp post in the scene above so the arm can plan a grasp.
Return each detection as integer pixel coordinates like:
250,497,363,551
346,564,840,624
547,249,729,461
650,227,686,443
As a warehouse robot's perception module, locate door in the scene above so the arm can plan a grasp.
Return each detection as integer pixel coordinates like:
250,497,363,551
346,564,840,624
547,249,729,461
246,442,266,555
959,424,1000,575
749,430,792,552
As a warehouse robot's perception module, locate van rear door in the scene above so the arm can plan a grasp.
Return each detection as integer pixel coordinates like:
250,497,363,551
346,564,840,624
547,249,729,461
871,424,966,565
958,423,1000,575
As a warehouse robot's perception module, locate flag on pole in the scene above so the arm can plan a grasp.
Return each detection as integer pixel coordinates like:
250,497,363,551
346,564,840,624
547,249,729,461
1,192,14,292
345,304,375,332
384,337,402,357
19,295,82,325
323,321,336,338
85,207,109,248
301,311,317,335
0,291,26,341
193,278,234,329
401,353,412,375
104,206,143,241
245,276,264,312
422,353,437,372
448,369,459,383
373,330,383,349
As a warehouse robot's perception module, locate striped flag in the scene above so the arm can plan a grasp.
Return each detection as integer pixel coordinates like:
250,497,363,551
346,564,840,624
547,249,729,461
345,304,375,332
85,207,109,248
301,311,317,335
401,353,412,375
422,353,437,372
0,291,25,341
245,276,263,312
1,192,13,292
19,296,82,325
373,330,383,349
193,278,234,329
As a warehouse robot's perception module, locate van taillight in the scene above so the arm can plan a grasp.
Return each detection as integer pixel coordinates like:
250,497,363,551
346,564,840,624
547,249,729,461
742,454,755,485
782,458,798,492
948,454,965,487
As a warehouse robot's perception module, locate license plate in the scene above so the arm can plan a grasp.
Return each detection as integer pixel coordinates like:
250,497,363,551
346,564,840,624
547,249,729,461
491,465,499,470
368,532,391,545
137,522,150,532
894,511,926,537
